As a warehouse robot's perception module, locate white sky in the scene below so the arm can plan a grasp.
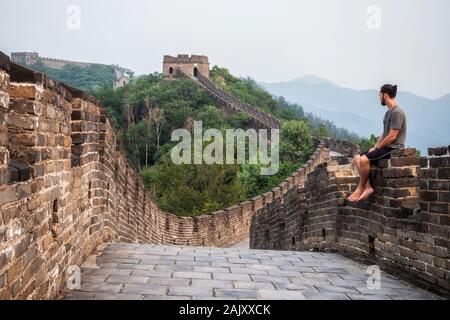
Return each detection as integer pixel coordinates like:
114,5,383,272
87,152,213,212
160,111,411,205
0,0,449,99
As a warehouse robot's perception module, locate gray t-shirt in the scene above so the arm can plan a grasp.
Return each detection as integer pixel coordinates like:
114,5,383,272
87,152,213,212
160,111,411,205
382,105,407,149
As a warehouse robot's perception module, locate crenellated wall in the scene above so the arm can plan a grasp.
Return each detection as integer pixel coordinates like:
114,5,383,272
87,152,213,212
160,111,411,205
195,72,281,131
250,147,450,295
0,52,334,299
1,49,448,299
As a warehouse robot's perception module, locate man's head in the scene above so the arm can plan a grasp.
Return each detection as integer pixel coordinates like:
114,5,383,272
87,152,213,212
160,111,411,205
379,84,398,106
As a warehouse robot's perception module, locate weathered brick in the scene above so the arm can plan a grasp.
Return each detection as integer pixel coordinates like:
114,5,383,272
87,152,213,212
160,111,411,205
9,84,40,99
429,157,450,168
0,185,17,205
0,273,5,289
428,147,448,157
9,99,42,115
392,148,417,157
382,167,417,178
6,259,24,281
429,203,449,214
438,191,450,202
437,168,450,179
420,191,438,202
11,279,21,298
390,157,420,167
15,235,31,257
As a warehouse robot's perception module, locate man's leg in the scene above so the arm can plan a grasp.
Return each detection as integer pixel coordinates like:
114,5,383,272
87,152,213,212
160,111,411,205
348,155,364,201
356,155,374,201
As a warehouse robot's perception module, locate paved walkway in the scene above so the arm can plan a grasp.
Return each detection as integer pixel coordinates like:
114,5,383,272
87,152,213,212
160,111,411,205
229,238,249,249
61,243,442,300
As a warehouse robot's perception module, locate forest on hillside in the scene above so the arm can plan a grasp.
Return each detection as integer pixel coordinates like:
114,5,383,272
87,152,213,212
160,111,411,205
90,67,376,216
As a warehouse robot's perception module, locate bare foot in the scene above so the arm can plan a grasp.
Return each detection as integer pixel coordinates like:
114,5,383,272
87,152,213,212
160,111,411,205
348,188,363,202
356,187,374,202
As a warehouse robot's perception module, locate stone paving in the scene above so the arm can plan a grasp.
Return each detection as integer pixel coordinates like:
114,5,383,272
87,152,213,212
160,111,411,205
61,243,442,300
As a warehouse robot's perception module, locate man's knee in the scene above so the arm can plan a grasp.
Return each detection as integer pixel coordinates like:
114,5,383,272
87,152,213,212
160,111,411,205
353,154,361,165
360,155,370,166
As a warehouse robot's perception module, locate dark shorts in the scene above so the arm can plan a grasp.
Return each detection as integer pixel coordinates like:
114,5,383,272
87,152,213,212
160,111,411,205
360,147,393,163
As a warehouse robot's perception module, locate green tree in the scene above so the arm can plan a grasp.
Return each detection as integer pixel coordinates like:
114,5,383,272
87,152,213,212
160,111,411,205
89,67,361,217
359,134,378,152
141,161,245,216
316,124,330,138
280,120,314,163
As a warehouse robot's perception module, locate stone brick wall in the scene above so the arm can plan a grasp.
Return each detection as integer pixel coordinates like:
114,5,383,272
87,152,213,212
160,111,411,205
0,52,334,299
0,52,10,186
250,146,450,295
2,48,446,299
417,147,450,290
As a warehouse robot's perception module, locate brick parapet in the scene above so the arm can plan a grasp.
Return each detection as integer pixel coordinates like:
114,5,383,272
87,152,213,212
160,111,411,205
8,52,442,298
250,145,450,295
0,57,335,299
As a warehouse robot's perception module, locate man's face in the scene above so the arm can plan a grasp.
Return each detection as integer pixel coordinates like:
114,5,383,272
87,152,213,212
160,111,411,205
379,92,386,106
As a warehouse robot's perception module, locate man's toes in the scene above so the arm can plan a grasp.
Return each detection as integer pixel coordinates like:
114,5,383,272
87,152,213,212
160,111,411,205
357,189,374,202
348,193,357,200
348,192,361,202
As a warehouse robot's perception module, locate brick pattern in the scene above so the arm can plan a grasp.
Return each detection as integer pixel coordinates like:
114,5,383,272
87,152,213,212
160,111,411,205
1,63,78,299
418,147,450,290
1,50,447,299
0,53,337,299
250,147,450,294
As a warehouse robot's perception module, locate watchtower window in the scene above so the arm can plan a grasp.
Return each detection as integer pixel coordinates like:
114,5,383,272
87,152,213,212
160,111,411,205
169,67,173,74
193,67,198,77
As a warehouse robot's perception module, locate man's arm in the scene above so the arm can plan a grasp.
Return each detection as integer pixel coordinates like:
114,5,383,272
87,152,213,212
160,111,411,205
367,135,383,152
373,110,403,150
375,135,383,147
376,129,399,149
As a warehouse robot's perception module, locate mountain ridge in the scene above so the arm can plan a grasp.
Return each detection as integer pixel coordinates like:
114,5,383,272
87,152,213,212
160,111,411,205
260,77,450,153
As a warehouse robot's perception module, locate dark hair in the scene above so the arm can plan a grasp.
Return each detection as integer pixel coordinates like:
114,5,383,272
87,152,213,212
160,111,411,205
380,84,398,98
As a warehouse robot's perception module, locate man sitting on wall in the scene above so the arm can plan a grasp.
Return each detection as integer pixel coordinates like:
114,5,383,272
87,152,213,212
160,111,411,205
348,84,407,202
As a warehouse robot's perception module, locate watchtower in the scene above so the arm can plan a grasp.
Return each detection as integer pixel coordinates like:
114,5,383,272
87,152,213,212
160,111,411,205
162,54,210,79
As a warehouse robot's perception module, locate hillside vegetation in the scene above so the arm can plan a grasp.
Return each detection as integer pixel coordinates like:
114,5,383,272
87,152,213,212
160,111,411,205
24,60,130,90
90,67,370,216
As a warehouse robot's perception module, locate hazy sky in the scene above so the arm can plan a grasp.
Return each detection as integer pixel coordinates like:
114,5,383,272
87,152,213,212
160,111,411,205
1,0,449,99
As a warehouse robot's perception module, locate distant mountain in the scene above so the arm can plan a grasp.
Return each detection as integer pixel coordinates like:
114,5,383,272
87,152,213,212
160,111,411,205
291,75,334,86
260,77,450,153
437,93,450,105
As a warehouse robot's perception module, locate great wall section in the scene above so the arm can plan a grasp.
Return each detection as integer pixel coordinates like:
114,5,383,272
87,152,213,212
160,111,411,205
0,51,448,299
250,147,450,295
10,52,131,89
